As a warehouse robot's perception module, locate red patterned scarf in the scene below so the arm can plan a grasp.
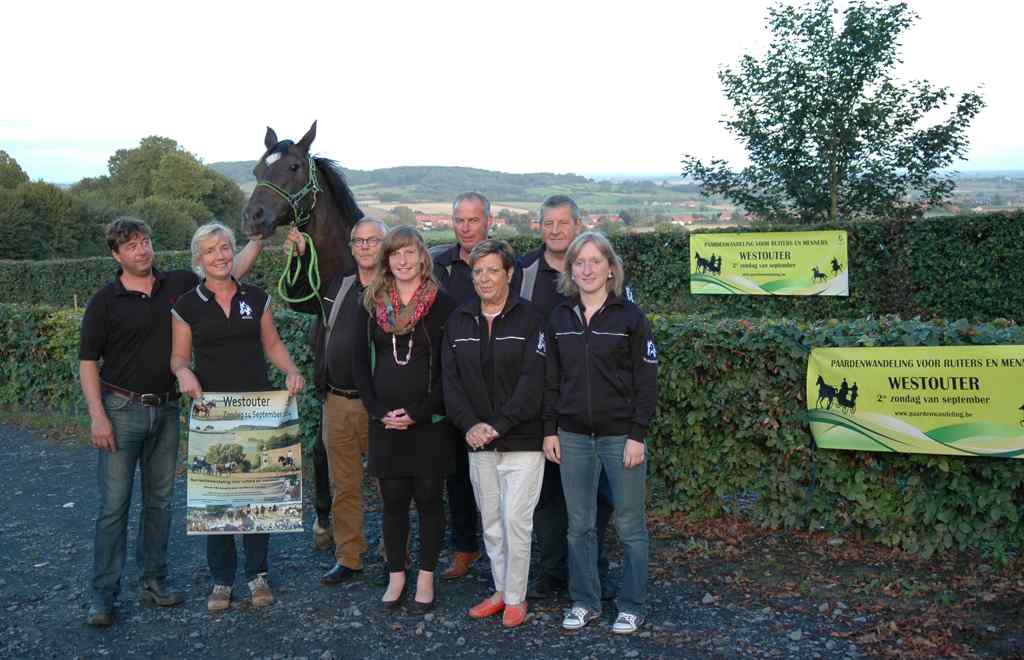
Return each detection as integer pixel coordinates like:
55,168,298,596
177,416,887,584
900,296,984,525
374,279,439,336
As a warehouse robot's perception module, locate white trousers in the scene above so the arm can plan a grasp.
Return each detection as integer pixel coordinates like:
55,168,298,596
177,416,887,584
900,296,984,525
468,450,545,605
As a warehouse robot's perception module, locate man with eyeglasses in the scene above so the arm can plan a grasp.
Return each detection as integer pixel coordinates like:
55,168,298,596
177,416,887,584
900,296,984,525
430,191,493,579
287,218,388,584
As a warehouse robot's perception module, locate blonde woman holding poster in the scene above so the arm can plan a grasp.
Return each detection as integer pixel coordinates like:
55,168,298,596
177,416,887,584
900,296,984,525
170,223,304,613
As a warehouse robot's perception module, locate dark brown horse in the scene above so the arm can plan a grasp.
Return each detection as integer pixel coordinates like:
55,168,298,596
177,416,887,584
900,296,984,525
242,121,364,315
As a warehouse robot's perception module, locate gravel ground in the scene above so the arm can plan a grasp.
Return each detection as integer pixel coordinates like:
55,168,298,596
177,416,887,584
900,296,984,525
0,424,866,659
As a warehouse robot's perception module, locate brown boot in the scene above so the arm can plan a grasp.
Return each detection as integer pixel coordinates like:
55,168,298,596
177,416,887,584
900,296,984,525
441,550,481,580
248,574,274,608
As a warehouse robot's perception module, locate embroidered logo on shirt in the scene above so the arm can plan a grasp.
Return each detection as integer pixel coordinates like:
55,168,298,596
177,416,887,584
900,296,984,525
645,339,658,363
239,301,254,320
536,331,547,356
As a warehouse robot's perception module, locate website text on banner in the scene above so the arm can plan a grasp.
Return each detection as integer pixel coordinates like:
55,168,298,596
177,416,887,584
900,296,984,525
806,346,1024,458
690,230,848,296
185,390,303,535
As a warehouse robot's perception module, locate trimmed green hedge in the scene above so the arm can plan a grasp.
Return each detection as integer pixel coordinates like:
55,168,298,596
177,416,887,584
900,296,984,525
4,302,1023,558
650,314,1024,559
3,211,1023,321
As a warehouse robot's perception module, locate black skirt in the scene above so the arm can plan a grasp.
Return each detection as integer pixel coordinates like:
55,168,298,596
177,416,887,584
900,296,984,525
367,418,456,478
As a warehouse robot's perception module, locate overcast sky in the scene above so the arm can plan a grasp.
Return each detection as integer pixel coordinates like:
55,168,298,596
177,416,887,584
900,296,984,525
3,0,1021,183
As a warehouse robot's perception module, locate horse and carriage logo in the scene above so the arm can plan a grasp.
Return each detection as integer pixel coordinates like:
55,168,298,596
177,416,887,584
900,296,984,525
814,375,859,414
694,252,722,275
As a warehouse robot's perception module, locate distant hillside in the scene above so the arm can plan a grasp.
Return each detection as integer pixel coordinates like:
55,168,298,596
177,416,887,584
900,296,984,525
209,161,595,202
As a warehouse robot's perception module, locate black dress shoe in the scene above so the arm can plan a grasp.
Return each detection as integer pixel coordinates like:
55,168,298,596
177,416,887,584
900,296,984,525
321,564,361,585
85,604,114,627
381,592,405,610
408,598,435,615
527,575,567,600
139,578,185,607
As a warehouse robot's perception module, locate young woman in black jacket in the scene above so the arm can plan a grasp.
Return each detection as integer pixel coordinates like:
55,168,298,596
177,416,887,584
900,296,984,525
442,240,546,628
542,232,658,635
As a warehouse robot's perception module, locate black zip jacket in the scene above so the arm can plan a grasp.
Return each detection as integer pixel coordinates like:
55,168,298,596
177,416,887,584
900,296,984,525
442,294,546,452
543,294,658,443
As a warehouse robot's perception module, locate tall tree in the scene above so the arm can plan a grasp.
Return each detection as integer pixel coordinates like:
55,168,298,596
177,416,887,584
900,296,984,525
681,0,985,223
0,151,29,190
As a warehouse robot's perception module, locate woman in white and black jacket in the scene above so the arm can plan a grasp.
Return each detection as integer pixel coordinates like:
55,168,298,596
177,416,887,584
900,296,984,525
542,231,658,635
442,239,546,629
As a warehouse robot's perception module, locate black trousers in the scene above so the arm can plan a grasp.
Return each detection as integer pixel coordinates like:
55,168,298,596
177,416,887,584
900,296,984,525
533,459,613,582
445,442,480,552
380,476,445,573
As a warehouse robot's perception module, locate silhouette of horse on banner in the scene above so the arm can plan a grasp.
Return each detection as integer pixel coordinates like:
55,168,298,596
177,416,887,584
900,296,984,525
815,375,858,414
695,252,722,275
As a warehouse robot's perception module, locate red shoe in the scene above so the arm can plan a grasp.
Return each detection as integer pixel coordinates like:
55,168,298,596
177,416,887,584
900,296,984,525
468,596,505,619
503,601,528,628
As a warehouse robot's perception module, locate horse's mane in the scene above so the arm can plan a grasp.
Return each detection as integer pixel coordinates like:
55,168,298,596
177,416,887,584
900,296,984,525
314,156,364,225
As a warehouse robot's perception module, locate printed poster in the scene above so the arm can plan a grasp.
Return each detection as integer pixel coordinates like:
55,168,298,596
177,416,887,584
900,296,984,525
690,230,848,296
186,390,303,535
806,346,1024,457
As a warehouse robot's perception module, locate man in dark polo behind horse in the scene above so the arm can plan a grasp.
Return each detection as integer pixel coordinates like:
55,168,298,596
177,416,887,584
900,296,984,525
429,191,494,579
78,217,264,626
284,217,388,584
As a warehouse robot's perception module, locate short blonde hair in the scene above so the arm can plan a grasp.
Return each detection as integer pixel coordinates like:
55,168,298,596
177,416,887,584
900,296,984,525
190,223,236,277
558,231,625,298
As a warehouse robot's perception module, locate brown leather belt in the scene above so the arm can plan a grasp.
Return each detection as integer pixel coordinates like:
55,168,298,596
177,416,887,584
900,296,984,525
328,386,360,400
101,382,177,406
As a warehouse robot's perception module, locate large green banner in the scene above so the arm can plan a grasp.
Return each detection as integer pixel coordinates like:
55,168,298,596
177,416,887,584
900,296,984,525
807,346,1024,457
690,230,848,295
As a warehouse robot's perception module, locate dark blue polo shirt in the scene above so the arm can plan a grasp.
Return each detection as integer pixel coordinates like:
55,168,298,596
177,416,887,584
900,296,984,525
172,280,272,392
79,267,200,394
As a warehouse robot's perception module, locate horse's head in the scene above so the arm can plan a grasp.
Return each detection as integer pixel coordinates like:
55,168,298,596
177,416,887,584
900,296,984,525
242,121,319,239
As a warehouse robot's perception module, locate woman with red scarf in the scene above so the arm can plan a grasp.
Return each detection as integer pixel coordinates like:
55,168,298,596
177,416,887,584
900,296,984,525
353,226,458,614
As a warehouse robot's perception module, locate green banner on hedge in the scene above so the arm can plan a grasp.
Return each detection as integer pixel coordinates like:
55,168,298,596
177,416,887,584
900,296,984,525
807,346,1024,457
690,230,848,296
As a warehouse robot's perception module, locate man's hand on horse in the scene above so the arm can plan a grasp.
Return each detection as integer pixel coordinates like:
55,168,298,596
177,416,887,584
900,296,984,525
91,413,117,453
284,227,306,256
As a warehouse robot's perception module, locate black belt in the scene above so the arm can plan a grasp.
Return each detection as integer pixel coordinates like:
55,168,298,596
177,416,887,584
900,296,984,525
328,385,360,400
101,382,177,407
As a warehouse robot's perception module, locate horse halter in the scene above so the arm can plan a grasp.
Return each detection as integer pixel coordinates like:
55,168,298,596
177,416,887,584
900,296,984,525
254,153,322,229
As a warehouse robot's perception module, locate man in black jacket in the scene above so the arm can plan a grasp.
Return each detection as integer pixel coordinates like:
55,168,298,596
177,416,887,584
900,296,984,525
290,219,388,585
430,191,493,579
514,195,617,600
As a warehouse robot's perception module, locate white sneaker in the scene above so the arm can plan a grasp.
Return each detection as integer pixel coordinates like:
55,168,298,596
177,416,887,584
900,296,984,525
562,605,600,630
612,612,644,634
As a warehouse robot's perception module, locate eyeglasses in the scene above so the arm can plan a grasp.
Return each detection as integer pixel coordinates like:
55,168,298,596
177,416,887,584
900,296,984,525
352,237,383,248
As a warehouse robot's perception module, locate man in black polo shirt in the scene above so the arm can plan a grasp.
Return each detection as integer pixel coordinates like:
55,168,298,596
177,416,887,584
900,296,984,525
78,217,264,626
514,195,617,601
430,191,492,579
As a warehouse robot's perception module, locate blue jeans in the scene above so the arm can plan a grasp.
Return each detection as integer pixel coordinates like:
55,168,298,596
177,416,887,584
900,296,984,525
559,430,649,615
92,393,180,605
